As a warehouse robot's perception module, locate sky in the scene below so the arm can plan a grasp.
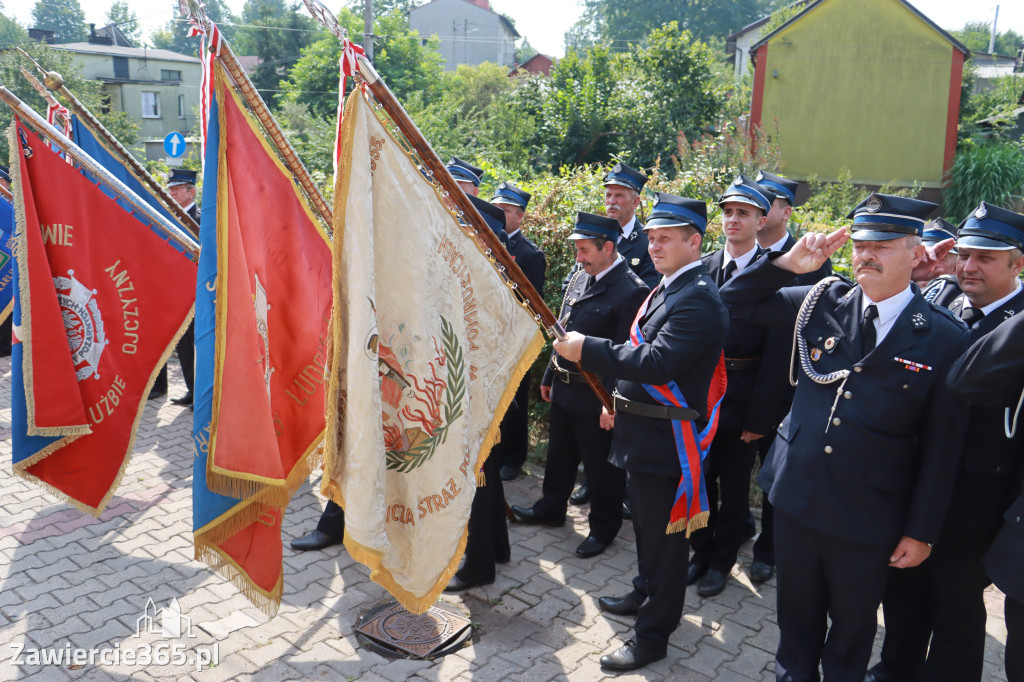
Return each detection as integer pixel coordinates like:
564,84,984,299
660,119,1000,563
7,0,1024,58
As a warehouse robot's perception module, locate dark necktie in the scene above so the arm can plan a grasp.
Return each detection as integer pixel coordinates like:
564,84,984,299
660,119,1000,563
862,304,878,356
961,306,985,328
585,275,596,290
719,260,737,287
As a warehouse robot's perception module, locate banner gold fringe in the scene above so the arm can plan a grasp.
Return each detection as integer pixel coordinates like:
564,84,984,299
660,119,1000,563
195,544,281,617
666,510,710,537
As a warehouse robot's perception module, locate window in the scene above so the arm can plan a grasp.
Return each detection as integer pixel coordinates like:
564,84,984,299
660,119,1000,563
161,69,181,81
421,38,428,46
141,91,160,118
113,56,129,80
178,94,186,119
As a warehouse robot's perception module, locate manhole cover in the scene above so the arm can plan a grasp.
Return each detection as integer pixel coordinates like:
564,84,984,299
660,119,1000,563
355,600,472,659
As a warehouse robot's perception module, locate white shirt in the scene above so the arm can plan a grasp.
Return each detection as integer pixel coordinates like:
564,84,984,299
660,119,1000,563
594,254,624,282
506,228,521,239
722,243,759,274
766,233,790,253
979,279,1023,316
861,286,915,346
183,201,196,214
618,216,639,242
660,259,703,289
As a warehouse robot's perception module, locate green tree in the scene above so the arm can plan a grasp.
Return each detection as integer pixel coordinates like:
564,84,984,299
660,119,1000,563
105,0,139,44
952,21,1024,57
30,0,87,43
0,42,138,162
514,37,538,64
0,12,28,49
233,0,323,98
149,0,236,56
541,44,617,166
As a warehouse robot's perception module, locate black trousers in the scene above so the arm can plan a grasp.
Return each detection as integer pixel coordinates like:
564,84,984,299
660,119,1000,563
152,321,195,394
316,500,345,540
1007,596,1024,682
690,426,758,572
625,470,690,654
753,435,776,565
499,371,531,471
534,402,623,541
875,522,997,682
457,447,509,583
0,316,11,356
774,511,891,682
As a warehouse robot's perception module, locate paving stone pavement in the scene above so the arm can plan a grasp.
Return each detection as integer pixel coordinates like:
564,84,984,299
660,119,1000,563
0,356,1009,681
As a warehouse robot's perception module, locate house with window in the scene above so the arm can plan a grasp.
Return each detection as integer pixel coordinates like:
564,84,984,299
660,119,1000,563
51,28,201,162
409,0,519,71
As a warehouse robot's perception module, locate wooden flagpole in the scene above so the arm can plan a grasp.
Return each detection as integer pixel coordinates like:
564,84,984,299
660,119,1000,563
16,57,200,240
183,0,333,227
0,87,200,260
0,185,11,202
350,55,614,411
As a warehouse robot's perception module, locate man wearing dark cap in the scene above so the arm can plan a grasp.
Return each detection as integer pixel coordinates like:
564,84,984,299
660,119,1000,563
745,170,834,584
491,182,546,481
150,168,199,403
602,163,659,289
445,156,484,196
555,193,728,671
918,217,961,306
445,202,515,591
720,193,969,682
947,309,1024,682
510,211,648,558
689,175,773,597
868,202,1024,682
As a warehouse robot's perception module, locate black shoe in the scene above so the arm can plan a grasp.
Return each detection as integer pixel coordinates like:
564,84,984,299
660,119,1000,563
171,391,194,406
597,594,642,616
576,536,609,558
697,568,728,597
622,499,632,520
444,574,494,592
569,485,590,506
750,559,774,583
599,640,666,671
289,530,343,551
499,466,520,481
687,557,709,585
510,504,565,527
148,386,167,400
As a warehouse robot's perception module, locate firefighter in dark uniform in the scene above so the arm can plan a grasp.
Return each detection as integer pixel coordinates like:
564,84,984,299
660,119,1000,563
491,182,546,481
150,168,198,405
445,199,516,591
446,156,484,196
555,193,728,671
868,203,1024,682
689,175,772,597
720,194,970,682
918,217,961,307
744,170,833,583
947,309,1024,682
510,211,648,558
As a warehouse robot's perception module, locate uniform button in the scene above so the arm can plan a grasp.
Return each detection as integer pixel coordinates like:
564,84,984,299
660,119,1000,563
1017,516,1022,524
853,366,863,373
996,466,1002,473
824,445,833,454
844,391,853,399
903,384,910,390
832,418,841,426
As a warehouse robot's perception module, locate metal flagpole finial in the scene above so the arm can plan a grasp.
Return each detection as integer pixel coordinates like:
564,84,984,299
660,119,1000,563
300,0,349,42
182,0,211,32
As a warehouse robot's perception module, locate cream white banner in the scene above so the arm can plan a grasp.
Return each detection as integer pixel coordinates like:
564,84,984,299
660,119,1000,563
324,90,543,612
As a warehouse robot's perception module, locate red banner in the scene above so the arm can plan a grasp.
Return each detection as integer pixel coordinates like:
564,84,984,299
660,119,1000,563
12,121,196,513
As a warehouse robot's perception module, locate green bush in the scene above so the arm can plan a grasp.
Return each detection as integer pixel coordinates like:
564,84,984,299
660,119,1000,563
944,140,1024,221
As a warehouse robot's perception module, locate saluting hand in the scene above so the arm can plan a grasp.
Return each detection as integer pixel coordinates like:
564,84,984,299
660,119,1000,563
910,237,956,282
553,331,586,362
776,227,849,275
889,536,932,568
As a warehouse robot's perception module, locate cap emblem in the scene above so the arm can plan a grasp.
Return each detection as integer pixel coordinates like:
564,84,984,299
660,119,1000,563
733,177,743,187
756,172,765,182
865,196,882,213
613,163,622,173
498,182,507,190
975,205,988,220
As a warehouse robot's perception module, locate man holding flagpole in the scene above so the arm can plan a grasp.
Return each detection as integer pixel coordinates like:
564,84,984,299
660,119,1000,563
553,192,728,672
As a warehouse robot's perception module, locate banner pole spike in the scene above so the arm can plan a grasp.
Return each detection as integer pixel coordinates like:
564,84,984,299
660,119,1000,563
17,64,200,240
0,87,200,260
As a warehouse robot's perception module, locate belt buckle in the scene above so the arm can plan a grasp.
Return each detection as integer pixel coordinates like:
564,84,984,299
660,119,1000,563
558,372,572,385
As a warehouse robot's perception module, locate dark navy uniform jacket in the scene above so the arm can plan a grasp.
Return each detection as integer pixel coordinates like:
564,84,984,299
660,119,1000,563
507,230,546,294
721,254,970,546
617,216,659,289
922,274,962,308
948,310,1024,602
541,260,648,417
942,290,1024,532
580,263,728,478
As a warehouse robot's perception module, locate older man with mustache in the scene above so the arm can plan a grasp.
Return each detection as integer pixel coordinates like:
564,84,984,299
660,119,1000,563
719,194,970,682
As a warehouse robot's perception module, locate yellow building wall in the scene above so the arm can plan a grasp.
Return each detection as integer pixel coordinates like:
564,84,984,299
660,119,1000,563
759,0,956,187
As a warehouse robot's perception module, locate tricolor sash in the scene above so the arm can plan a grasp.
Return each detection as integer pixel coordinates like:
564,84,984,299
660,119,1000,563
629,287,727,535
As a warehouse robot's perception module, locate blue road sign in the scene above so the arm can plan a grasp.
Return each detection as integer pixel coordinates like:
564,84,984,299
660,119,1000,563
163,132,186,158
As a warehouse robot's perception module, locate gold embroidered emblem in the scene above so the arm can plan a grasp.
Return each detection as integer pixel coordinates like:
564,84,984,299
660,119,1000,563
810,348,822,361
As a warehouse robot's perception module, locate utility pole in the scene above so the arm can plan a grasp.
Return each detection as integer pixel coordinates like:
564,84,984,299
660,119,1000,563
364,0,374,63
989,4,999,54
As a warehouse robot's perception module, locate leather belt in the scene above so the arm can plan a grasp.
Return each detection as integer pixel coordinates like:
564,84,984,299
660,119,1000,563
613,392,698,421
724,356,761,371
555,370,587,385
